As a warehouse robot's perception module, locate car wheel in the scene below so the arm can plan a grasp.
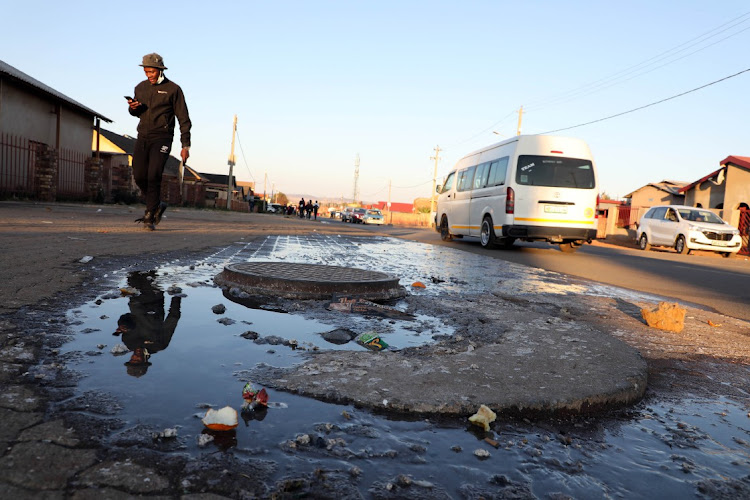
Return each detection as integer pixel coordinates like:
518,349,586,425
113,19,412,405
559,241,582,253
675,235,690,254
480,217,496,248
440,216,453,241
638,234,651,251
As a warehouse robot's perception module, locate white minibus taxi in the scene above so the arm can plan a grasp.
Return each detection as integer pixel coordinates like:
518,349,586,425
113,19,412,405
435,135,598,253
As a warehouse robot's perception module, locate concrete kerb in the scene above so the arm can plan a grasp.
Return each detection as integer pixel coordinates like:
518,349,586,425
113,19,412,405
249,320,648,418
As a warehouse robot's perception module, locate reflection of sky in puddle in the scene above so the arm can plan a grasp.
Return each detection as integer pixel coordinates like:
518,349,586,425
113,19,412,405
58,235,748,496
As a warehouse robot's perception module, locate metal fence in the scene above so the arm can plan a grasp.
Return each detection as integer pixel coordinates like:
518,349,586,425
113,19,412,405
0,133,37,197
0,133,87,198
57,148,87,197
616,205,644,229
740,208,750,256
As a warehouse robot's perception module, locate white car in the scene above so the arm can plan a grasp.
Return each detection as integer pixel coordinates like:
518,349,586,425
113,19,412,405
266,203,284,213
636,205,742,257
362,209,385,225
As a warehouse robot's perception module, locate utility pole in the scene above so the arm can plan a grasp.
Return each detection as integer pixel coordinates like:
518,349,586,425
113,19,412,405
430,145,441,226
516,105,523,136
353,154,360,204
226,115,237,210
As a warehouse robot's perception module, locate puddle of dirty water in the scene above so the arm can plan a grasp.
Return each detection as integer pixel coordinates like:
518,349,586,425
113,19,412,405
59,235,750,497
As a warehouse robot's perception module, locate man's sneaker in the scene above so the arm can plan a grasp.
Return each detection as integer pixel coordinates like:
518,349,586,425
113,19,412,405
153,202,168,226
135,211,155,230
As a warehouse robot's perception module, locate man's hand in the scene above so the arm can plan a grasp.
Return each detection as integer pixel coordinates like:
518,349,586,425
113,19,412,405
128,99,141,110
181,147,190,163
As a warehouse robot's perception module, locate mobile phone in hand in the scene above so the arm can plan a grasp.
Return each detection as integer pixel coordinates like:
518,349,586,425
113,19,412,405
124,96,133,101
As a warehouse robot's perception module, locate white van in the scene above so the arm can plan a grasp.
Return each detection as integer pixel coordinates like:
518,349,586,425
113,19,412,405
435,135,598,253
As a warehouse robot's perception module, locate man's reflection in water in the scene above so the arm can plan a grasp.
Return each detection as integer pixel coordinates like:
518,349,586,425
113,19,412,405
113,271,181,377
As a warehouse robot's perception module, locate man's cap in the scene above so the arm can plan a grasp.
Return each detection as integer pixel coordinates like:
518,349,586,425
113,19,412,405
140,53,167,70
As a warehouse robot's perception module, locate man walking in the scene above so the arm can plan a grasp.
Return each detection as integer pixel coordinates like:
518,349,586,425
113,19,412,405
128,53,192,230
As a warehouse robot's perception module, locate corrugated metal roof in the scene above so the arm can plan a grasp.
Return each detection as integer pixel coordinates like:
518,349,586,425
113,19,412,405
623,180,688,198
0,59,112,122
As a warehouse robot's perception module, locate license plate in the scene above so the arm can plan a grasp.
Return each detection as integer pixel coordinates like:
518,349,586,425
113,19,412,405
712,240,730,247
544,205,568,214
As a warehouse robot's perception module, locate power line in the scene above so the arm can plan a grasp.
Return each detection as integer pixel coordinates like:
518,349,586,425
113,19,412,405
393,178,433,189
540,67,750,135
442,110,517,151
526,22,750,112
234,128,255,182
525,10,750,112
447,11,750,147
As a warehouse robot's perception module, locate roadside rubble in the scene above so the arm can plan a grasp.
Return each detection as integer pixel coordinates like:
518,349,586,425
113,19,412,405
326,294,415,320
641,301,686,332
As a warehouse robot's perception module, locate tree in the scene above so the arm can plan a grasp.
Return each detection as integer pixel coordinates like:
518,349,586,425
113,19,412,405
275,192,289,206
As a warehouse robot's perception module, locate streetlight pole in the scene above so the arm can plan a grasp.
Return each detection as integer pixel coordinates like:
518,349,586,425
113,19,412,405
430,145,441,227
226,115,237,210
516,106,523,136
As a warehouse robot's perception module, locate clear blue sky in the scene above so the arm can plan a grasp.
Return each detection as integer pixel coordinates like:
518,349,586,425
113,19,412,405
2,1,749,203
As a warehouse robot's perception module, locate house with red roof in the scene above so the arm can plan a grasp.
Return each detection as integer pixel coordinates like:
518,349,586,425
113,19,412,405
372,201,414,213
679,155,750,228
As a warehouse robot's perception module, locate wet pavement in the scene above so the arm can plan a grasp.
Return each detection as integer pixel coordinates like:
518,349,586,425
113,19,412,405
0,201,749,498
12,233,746,498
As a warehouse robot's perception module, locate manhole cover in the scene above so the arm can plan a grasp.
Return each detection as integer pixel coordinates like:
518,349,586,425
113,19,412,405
214,262,406,300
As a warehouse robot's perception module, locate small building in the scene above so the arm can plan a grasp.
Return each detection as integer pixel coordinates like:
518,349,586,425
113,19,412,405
680,155,750,227
0,59,111,200
623,180,687,208
193,171,244,209
94,128,206,206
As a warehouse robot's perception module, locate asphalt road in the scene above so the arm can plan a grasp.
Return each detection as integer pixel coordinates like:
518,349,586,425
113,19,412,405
339,219,750,321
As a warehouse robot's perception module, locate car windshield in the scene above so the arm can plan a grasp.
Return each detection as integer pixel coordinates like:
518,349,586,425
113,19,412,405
677,209,724,224
354,208,366,213
367,210,382,215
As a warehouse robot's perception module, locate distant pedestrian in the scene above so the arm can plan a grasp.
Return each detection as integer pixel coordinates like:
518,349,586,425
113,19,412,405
247,188,255,212
128,53,191,231
299,198,306,218
313,201,319,220
305,200,313,219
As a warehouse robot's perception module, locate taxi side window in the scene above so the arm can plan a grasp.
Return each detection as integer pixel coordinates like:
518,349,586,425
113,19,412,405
474,163,489,189
488,157,509,186
457,166,477,192
666,209,677,222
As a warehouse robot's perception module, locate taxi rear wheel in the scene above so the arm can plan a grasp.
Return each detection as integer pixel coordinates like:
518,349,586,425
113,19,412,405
480,217,496,248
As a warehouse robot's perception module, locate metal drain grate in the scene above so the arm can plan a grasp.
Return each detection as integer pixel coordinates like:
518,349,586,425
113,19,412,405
214,262,406,300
